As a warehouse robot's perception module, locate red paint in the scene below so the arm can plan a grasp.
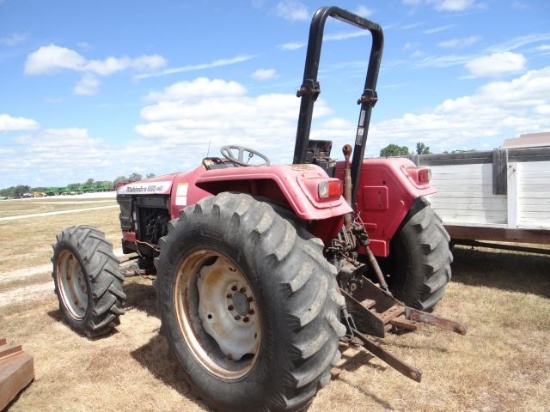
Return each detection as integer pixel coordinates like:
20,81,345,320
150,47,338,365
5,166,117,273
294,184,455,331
336,158,435,257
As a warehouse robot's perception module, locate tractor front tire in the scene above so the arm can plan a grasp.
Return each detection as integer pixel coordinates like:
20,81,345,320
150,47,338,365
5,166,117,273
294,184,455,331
384,197,452,311
156,192,345,412
52,225,125,337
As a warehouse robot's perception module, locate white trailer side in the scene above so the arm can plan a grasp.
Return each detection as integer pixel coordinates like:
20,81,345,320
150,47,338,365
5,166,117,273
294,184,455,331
409,136,550,245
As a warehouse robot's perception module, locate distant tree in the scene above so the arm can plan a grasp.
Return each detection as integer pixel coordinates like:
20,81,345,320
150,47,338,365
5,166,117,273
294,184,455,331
0,185,31,198
113,175,128,184
15,185,32,197
380,144,410,157
146,173,156,179
67,183,81,192
93,181,113,191
85,178,94,185
416,142,431,155
128,172,142,182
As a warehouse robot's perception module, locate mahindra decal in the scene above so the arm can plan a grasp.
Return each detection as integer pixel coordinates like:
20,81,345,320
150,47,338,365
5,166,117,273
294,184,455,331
117,181,172,195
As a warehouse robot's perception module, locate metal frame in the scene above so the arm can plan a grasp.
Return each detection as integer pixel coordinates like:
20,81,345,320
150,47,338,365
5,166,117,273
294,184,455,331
293,5,384,206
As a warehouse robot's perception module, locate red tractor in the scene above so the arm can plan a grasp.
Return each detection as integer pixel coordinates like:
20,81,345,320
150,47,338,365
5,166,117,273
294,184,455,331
52,6,465,412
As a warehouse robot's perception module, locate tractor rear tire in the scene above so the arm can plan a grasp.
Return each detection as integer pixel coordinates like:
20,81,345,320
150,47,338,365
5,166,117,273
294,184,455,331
52,225,126,337
155,192,345,412
384,197,452,311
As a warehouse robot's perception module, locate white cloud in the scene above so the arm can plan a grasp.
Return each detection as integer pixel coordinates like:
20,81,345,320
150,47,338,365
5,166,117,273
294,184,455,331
0,114,39,133
438,36,479,48
25,45,86,74
534,105,550,115
6,66,550,187
489,33,550,54
415,53,472,68
144,77,247,102
0,33,28,47
423,25,454,35
369,67,550,153
280,42,305,51
403,0,477,11
465,52,527,77
77,42,92,50
252,69,277,80
3,127,178,187
22,44,167,98
24,44,166,76
279,30,369,53
326,31,369,41
74,74,101,95
135,55,255,79
276,0,309,21
135,78,334,167
355,6,373,18
433,0,475,11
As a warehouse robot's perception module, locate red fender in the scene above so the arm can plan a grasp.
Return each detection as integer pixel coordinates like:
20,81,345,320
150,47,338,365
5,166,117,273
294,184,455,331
336,158,435,257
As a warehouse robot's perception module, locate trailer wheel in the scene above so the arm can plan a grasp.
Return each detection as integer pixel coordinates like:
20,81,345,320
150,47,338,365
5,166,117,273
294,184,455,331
156,192,345,412
52,225,126,337
383,197,452,311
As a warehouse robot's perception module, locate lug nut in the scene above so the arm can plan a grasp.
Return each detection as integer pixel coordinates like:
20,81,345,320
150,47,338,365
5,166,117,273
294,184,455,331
243,317,249,323
228,305,234,311
231,285,238,291
234,315,241,320
226,293,232,299
248,309,255,315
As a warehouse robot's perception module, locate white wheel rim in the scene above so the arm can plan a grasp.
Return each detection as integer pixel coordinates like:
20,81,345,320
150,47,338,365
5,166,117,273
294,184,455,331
56,250,88,320
174,250,261,380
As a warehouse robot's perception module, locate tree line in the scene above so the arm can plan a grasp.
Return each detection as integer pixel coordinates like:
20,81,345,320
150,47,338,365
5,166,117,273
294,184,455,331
379,142,477,157
379,142,431,157
0,173,156,199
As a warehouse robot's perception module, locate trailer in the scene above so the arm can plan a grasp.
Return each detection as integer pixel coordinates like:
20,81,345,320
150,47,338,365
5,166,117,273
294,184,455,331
409,133,550,250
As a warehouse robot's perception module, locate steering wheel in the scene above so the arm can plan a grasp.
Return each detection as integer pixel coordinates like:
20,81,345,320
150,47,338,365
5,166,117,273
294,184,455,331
220,145,270,167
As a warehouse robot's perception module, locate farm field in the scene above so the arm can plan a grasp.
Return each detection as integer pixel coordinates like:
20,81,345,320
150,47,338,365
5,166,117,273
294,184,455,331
0,196,549,412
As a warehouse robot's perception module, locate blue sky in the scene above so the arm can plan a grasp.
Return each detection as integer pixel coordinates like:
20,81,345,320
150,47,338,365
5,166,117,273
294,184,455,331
1,0,549,188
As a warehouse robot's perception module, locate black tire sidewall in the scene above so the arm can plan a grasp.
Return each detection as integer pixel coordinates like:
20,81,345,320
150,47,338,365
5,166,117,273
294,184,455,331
157,210,294,410
382,198,451,310
52,225,124,337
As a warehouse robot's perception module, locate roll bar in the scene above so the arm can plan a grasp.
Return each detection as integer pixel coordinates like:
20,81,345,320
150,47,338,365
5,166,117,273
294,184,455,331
292,6,384,206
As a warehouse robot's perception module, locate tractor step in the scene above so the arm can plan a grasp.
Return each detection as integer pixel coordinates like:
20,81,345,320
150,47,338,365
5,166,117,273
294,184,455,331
0,338,34,410
340,277,467,382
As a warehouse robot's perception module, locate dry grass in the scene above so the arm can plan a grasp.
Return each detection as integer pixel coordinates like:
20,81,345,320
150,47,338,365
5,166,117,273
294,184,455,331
0,197,117,218
0,200,120,274
1,198,549,412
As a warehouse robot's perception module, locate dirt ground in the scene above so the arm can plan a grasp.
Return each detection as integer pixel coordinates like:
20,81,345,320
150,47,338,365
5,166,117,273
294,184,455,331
1,197,549,412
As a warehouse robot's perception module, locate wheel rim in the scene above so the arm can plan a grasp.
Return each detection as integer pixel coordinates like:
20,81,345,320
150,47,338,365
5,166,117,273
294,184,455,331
56,249,88,320
174,250,261,380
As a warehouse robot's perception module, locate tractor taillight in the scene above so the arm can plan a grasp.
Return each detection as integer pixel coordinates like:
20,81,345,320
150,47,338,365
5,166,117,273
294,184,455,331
318,180,343,199
402,165,432,186
418,167,431,183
